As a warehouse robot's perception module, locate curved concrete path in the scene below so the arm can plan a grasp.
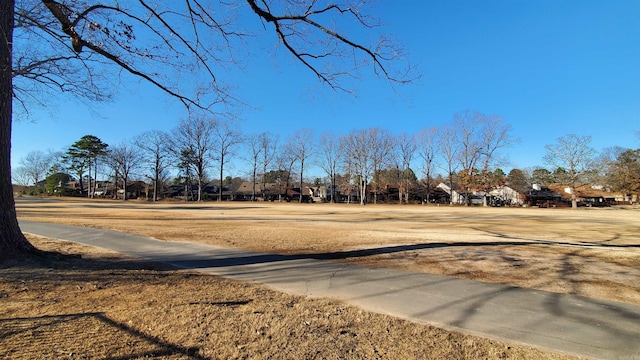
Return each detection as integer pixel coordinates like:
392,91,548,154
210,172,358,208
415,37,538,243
20,220,640,360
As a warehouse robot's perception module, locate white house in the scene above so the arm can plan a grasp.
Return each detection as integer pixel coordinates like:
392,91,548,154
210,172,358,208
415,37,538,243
437,183,464,204
489,185,523,206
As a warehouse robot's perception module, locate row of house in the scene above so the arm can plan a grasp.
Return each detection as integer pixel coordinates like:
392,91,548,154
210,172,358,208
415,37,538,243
163,182,316,202
438,183,636,207
230,181,633,207
23,176,636,206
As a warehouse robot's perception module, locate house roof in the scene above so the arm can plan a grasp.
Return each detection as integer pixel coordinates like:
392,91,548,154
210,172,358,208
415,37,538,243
233,181,255,194
546,184,614,199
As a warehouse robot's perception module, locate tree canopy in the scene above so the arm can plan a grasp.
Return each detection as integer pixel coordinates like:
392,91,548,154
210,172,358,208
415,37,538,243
543,134,596,208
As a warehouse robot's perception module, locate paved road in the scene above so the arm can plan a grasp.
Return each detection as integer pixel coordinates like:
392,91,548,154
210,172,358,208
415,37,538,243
20,220,640,360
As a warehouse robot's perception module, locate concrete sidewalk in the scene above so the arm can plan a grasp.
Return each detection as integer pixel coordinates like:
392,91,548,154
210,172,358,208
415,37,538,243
20,220,640,360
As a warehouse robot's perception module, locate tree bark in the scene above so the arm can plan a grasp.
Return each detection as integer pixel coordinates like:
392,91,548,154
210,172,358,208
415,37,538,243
153,171,158,201
122,175,128,201
219,153,224,202
299,161,304,203
87,162,92,198
0,0,38,263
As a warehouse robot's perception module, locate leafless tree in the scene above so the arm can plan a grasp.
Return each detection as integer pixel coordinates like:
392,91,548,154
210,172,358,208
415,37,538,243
337,147,357,204
286,129,315,202
394,132,416,204
446,110,515,205
453,111,481,172
478,115,515,204
212,119,243,201
135,130,172,201
13,0,415,115
416,127,439,204
107,139,143,200
341,128,376,205
245,133,265,201
438,123,459,204
593,146,626,186
260,132,279,199
479,115,514,172
11,166,31,187
171,116,217,201
18,150,54,186
276,143,297,200
318,131,341,203
2,0,416,260
544,134,597,209
370,128,393,204
452,110,483,205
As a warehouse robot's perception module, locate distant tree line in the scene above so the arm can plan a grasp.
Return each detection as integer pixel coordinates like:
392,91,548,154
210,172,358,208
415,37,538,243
13,111,640,208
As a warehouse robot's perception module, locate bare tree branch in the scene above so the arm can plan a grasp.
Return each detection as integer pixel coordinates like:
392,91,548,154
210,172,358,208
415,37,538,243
246,0,417,93
14,0,416,119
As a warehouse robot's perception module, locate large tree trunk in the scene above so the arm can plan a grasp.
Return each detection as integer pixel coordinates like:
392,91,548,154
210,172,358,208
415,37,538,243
0,0,38,263
122,176,128,201
331,173,336,203
153,173,158,201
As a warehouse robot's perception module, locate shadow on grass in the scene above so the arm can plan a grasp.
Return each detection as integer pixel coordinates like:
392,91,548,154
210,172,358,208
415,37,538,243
0,250,211,359
165,238,640,270
0,313,205,360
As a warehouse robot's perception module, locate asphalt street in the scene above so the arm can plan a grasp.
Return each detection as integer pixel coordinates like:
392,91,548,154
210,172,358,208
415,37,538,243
19,220,640,360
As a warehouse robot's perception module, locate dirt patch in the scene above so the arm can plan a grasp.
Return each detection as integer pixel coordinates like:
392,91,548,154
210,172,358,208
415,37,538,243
0,235,574,359
16,198,640,305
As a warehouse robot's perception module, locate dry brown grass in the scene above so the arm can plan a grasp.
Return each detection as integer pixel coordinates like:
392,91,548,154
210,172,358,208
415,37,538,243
8,197,637,358
0,235,574,359
15,197,640,304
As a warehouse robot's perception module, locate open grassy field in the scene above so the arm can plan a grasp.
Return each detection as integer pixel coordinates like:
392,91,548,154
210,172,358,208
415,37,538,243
3,197,639,358
15,197,640,304
1,235,575,359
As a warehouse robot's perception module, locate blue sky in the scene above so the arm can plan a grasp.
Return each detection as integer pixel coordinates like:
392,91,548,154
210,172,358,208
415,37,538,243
11,0,640,179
